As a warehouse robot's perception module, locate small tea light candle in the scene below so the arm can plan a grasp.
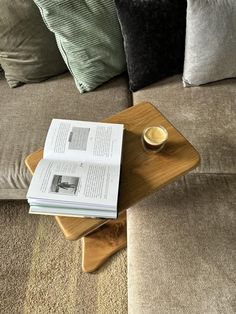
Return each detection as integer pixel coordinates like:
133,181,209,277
142,126,168,153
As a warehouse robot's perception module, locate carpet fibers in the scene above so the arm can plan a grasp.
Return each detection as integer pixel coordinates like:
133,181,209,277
0,201,127,314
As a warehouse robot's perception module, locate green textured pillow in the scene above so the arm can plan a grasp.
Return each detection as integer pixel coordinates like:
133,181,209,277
0,0,67,88
33,0,126,93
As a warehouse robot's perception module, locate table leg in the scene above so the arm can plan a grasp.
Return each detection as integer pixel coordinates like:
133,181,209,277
81,211,127,272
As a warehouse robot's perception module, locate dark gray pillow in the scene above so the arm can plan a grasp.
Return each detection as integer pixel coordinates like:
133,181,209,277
115,0,187,92
0,0,67,88
183,0,236,87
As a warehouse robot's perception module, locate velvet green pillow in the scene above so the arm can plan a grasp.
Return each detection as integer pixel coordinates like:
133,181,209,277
33,0,126,93
0,0,67,88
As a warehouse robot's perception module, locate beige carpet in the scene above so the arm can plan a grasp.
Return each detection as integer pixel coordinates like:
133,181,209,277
0,201,127,314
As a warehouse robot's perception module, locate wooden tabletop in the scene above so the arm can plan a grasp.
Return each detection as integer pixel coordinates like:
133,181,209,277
25,102,200,240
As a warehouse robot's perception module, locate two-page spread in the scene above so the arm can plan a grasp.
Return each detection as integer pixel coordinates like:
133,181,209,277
27,119,124,219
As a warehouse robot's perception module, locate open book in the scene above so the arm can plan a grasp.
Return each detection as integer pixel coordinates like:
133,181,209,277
27,119,124,219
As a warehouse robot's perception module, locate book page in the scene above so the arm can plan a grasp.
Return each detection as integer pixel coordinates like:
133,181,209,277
27,159,121,208
29,206,117,219
44,119,123,164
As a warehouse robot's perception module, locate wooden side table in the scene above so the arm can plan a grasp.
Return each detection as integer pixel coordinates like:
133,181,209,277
25,102,200,272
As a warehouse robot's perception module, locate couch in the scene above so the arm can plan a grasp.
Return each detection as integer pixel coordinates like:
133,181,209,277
0,68,235,313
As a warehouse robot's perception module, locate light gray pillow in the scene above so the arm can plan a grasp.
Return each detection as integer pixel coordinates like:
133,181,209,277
183,0,236,87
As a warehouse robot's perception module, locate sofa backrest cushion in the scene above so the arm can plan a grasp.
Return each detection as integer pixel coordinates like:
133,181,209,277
0,0,67,88
183,0,236,87
33,0,126,93
115,0,187,92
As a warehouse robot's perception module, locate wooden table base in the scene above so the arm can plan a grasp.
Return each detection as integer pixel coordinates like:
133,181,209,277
82,211,127,272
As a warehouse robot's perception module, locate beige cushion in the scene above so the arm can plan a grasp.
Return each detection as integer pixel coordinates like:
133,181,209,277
128,174,236,314
0,0,67,88
130,76,236,313
133,75,236,174
0,73,131,199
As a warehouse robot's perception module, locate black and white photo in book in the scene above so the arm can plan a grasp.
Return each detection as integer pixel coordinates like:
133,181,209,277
50,175,80,196
68,127,90,151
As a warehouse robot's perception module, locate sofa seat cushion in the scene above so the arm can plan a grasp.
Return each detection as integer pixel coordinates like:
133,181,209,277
0,72,131,199
128,174,236,314
133,75,236,174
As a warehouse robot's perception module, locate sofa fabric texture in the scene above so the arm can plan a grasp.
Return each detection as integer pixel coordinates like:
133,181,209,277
0,0,67,88
115,0,187,91
33,0,126,93
0,73,131,199
128,174,236,314
183,0,236,86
